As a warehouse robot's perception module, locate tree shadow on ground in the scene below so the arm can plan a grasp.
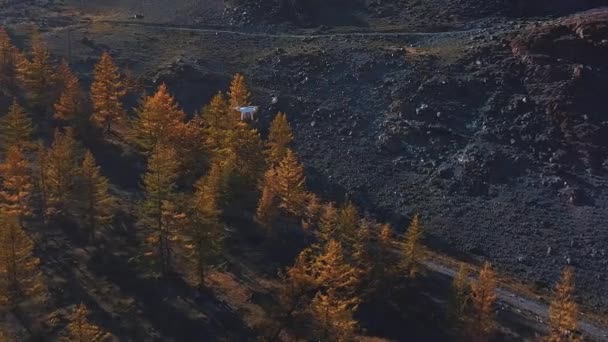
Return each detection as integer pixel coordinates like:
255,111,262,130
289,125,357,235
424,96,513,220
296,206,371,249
88,250,254,341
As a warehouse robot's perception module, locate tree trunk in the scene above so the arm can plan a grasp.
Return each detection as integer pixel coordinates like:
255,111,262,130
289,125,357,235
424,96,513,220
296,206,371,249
198,242,205,289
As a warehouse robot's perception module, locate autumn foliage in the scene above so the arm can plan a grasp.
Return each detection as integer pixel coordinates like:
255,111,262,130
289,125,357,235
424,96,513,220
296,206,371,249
228,73,251,114
185,158,225,287
42,129,79,217
54,61,85,123
90,52,126,133
132,83,186,152
75,151,114,241
256,168,279,227
0,27,21,94
0,146,33,220
63,303,108,342
140,144,181,275
402,213,424,278
266,112,293,166
0,214,43,308
470,262,497,341
450,263,470,322
546,267,580,342
17,32,56,110
0,99,34,150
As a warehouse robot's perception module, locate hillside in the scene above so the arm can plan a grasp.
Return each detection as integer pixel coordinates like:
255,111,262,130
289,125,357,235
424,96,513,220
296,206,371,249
0,0,607,341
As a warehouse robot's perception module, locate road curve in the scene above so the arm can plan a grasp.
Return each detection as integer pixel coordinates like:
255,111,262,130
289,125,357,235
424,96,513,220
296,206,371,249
423,260,608,341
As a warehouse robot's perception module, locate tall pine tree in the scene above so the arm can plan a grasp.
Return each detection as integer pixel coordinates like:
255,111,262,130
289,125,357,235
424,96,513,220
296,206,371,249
266,112,293,167
312,240,360,297
44,129,79,217
274,149,307,217
0,99,34,150
63,303,108,342
546,267,580,342
187,159,224,288
76,151,114,242
0,214,43,308
228,73,251,119
450,263,470,324
319,202,339,243
200,92,235,154
90,52,126,134
310,240,360,341
17,32,56,110
0,146,33,222
54,61,85,124
311,290,358,342
256,168,279,227
131,83,186,152
402,213,424,278
470,262,497,341
222,126,265,204
140,144,181,276
0,27,21,94
335,202,359,251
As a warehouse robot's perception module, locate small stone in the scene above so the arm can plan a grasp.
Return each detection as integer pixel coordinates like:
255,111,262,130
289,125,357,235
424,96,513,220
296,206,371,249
517,255,526,263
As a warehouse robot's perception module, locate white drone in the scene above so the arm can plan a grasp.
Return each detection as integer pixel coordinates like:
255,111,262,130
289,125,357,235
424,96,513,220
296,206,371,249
235,106,259,121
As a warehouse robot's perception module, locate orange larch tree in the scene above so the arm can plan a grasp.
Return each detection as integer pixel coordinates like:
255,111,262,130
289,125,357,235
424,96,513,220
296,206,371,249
401,213,424,278
131,83,186,152
0,213,43,308
186,158,225,288
450,263,470,323
319,202,339,243
311,290,359,341
0,98,34,151
266,112,293,167
335,202,359,250
140,144,181,276
17,32,56,110
90,52,126,134
76,151,114,242
545,267,580,342
269,247,317,340
228,73,251,119
0,27,21,94
223,126,266,200
470,261,497,341
303,193,322,230
274,149,308,218
43,129,79,217
54,61,85,124
0,146,33,223
255,168,279,227
63,303,108,342
310,239,361,341
200,92,234,155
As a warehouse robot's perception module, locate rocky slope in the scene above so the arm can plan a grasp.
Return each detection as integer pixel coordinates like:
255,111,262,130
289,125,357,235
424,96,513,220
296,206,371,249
242,7,608,311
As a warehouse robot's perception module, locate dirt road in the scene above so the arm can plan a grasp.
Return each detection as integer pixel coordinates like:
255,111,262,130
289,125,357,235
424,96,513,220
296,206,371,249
423,260,608,341
90,19,489,39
